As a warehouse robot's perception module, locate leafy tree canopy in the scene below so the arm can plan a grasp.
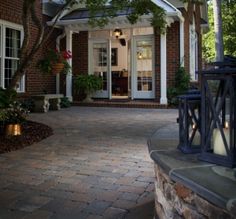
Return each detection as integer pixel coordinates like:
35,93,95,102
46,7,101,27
54,0,166,32
203,0,236,62
56,0,204,31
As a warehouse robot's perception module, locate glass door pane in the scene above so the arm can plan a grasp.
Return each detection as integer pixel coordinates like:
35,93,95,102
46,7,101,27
91,42,109,98
133,37,154,99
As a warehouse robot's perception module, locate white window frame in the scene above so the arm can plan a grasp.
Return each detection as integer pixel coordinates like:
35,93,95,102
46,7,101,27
0,19,24,92
189,17,198,81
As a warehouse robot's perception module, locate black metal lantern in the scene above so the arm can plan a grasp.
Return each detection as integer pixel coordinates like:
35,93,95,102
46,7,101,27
114,28,122,38
178,94,201,153
199,64,236,167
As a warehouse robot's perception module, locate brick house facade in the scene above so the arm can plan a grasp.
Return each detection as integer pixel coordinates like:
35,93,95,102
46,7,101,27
0,1,208,104
0,0,59,96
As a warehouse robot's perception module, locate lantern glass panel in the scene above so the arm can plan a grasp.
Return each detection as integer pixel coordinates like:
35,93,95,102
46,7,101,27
199,69,236,168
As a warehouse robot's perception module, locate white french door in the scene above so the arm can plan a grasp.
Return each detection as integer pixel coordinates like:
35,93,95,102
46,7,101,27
132,36,155,99
89,40,111,98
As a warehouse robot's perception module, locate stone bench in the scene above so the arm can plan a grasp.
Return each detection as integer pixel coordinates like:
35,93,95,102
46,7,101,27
32,94,64,113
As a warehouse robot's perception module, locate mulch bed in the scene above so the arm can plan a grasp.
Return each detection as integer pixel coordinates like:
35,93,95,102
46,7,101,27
0,121,53,154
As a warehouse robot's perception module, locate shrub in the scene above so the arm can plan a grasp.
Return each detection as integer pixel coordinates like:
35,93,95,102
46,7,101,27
60,97,71,108
74,74,103,95
0,102,29,124
167,67,190,106
0,88,17,109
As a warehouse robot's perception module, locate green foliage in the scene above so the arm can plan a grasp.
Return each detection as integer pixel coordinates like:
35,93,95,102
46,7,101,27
83,0,166,32
60,97,71,108
167,87,179,106
19,98,35,112
202,1,236,62
167,67,190,106
0,88,17,109
222,0,236,57
174,67,191,93
0,102,29,124
0,88,30,124
79,0,204,32
0,110,6,121
202,4,215,62
74,74,103,95
38,49,72,74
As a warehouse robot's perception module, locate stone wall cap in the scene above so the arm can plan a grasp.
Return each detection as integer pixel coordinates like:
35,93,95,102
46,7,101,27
148,122,236,215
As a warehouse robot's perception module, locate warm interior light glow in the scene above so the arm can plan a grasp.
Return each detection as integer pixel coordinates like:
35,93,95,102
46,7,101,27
192,123,196,130
225,121,229,129
138,52,143,59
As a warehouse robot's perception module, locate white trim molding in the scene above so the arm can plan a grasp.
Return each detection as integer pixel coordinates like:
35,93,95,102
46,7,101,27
0,20,25,92
160,31,168,105
56,30,66,94
179,17,185,67
65,29,73,101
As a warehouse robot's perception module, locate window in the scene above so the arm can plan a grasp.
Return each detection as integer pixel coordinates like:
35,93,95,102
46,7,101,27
98,48,118,66
0,20,24,92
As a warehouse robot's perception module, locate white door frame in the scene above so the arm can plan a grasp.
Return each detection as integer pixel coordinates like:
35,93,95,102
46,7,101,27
132,35,155,99
88,39,111,99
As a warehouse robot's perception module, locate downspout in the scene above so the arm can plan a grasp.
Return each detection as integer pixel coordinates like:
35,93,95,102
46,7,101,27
56,30,66,94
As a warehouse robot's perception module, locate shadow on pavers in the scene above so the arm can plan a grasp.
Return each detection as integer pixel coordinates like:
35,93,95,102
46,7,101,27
124,200,154,219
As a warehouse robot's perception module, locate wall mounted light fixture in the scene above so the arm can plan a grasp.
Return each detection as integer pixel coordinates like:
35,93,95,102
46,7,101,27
114,28,122,38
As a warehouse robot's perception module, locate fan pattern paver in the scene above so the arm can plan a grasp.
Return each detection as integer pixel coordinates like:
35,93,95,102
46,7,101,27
0,107,177,219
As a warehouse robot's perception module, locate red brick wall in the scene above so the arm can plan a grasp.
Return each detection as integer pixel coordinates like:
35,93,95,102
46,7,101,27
26,13,60,96
154,21,180,101
58,31,89,97
0,1,22,24
154,31,161,101
0,1,57,96
167,21,180,88
72,31,88,76
154,2,203,102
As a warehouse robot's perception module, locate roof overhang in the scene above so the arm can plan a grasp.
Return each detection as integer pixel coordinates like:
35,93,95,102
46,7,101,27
47,0,183,31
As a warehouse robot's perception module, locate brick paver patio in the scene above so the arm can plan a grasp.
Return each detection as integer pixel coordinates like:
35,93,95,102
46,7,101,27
0,107,177,219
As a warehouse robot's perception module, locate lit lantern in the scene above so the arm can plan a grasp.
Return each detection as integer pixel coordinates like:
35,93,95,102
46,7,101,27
178,94,201,153
199,64,236,167
114,28,122,39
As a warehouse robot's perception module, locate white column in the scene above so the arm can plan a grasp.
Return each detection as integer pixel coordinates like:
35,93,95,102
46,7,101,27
66,29,73,101
160,31,167,105
56,31,66,94
180,18,185,67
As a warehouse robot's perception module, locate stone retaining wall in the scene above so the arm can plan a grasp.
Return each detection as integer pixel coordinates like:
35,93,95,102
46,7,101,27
154,164,235,219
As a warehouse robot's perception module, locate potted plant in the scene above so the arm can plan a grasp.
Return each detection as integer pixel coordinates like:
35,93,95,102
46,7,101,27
1,102,29,136
38,49,72,75
74,74,103,102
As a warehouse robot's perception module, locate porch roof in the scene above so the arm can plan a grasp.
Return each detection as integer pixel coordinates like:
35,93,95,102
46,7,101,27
61,7,134,21
47,0,182,31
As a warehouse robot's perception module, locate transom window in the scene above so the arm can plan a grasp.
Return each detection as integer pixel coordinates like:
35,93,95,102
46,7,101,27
0,20,24,92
